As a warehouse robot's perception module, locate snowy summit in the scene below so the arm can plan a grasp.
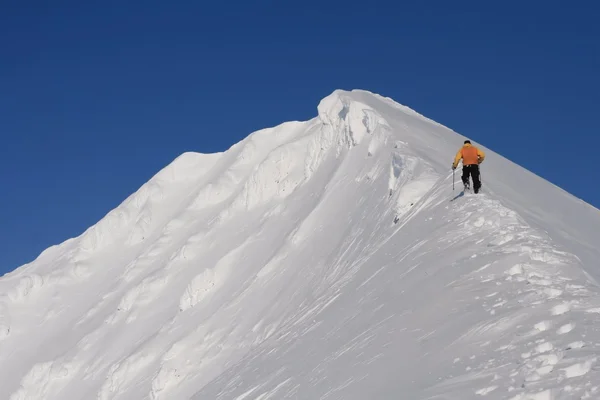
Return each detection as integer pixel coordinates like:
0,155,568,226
1,89,600,400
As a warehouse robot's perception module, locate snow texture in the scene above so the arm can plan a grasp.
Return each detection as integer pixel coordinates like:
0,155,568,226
1,89,600,400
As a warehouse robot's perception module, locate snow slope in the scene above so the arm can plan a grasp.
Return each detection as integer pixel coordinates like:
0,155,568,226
1,89,600,400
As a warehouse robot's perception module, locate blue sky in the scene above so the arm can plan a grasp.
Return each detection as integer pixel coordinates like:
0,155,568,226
1,1,598,274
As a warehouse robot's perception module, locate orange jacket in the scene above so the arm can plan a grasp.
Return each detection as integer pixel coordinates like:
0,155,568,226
453,143,485,168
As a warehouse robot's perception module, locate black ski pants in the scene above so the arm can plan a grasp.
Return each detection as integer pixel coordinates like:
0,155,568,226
462,164,481,193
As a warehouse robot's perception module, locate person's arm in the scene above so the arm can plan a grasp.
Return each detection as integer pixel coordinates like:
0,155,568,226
452,149,463,169
477,148,486,164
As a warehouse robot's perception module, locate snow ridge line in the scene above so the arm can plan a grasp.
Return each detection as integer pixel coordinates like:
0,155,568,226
1,119,320,331
144,143,360,400
3,89,600,400
434,193,600,399
87,127,353,400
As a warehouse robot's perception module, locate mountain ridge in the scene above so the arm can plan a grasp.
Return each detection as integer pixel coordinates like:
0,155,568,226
1,89,600,400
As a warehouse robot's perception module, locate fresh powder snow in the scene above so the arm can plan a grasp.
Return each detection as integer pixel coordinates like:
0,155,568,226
1,89,600,400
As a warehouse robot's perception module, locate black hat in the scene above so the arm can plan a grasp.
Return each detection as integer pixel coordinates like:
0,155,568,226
464,140,471,144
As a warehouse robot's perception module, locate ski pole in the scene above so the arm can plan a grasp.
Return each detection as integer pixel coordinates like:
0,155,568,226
452,168,455,191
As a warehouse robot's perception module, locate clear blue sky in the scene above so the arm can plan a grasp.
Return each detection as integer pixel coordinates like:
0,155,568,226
1,1,598,274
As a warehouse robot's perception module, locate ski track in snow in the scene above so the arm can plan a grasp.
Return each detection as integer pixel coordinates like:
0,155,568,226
1,89,600,400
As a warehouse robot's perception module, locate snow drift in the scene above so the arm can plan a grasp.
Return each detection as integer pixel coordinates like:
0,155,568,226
1,89,600,400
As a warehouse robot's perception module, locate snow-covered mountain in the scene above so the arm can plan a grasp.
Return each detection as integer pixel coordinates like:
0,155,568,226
1,89,600,400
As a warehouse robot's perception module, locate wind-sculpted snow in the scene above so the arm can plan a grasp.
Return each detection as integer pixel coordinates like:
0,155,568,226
229,139,307,211
178,244,239,312
0,303,10,340
1,89,600,400
318,93,388,148
6,274,45,302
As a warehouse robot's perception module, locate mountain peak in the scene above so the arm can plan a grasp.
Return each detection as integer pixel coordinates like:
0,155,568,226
317,89,384,148
319,89,451,137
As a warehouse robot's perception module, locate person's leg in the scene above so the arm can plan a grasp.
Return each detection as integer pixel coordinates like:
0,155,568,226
462,165,471,189
472,165,481,193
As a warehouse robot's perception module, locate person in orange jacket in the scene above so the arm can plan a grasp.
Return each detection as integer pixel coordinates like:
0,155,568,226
452,140,485,193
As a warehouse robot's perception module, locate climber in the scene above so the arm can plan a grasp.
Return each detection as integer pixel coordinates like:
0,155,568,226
452,140,485,193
